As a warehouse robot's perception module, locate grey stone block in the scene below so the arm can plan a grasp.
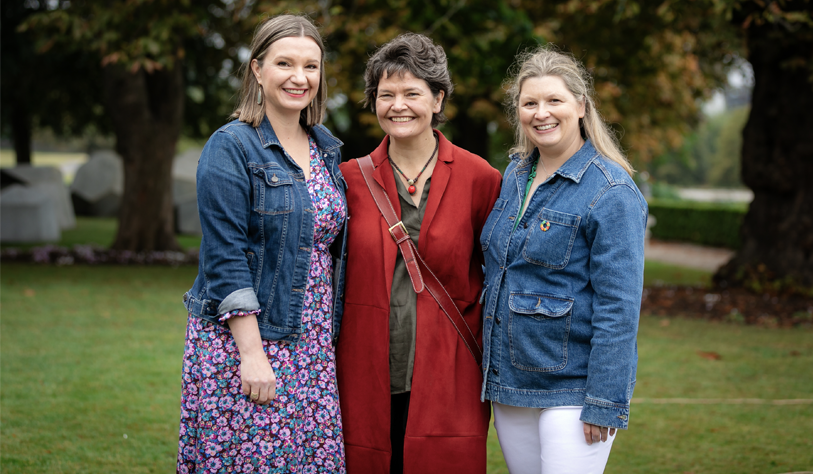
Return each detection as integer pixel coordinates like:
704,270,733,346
173,148,202,235
1,165,75,229
1,184,61,243
70,150,123,217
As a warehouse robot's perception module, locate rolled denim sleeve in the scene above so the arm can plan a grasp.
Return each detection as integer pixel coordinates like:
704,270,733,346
581,183,647,429
196,130,260,317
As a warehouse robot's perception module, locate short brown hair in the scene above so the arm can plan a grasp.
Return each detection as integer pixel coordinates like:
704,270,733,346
231,15,327,127
363,33,453,128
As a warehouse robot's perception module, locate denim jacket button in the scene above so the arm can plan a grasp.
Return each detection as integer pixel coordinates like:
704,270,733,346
270,175,279,183
491,368,499,376
183,293,189,302
495,317,501,325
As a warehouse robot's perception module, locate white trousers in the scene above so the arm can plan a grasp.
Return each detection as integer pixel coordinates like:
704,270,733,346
493,403,616,474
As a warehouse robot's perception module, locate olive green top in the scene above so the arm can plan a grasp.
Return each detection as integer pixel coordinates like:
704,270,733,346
389,168,431,394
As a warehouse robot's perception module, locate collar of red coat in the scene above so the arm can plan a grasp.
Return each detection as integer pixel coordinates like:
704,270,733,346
368,129,455,167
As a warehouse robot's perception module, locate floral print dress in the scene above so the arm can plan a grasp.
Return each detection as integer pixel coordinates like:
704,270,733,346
178,136,346,473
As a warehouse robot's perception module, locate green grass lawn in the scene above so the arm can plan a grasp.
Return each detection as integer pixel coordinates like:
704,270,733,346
2,263,812,473
1,217,202,251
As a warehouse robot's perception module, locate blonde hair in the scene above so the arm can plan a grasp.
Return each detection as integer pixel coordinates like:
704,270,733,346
231,15,326,127
505,45,634,176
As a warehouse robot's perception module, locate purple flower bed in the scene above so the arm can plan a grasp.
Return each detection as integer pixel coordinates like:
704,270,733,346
1,245,199,266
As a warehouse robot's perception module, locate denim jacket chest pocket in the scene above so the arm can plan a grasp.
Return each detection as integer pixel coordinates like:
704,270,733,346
523,208,581,269
250,164,295,215
508,292,574,372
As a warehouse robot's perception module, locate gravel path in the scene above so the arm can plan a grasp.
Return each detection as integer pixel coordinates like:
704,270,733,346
645,239,734,272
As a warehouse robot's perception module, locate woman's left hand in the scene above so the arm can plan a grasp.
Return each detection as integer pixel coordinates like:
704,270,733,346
583,422,616,445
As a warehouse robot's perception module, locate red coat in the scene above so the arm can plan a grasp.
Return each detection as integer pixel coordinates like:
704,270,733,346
336,131,502,474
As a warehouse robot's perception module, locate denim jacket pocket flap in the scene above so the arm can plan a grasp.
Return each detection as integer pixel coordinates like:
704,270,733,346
253,166,293,187
523,208,581,269
509,293,573,318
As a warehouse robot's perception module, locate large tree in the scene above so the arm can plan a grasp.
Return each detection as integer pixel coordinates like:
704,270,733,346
22,0,256,251
716,1,813,288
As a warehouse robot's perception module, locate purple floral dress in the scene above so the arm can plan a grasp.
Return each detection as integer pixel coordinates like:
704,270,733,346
178,136,347,473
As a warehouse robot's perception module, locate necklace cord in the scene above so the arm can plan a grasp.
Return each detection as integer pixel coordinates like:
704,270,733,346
388,132,439,194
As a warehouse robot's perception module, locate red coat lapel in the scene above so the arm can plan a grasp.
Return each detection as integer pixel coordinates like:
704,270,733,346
419,130,453,256
369,136,401,298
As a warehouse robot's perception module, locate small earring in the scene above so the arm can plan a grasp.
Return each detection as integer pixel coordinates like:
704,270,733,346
256,85,263,105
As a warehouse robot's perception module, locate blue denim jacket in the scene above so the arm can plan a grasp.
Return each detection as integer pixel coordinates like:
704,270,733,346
479,140,647,429
183,117,348,344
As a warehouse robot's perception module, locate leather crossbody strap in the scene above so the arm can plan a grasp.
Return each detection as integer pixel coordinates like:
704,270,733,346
357,155,483,368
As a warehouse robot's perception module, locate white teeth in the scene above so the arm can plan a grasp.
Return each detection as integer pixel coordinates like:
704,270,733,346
535,124,557,131
284,89,306,94
391,117,413,122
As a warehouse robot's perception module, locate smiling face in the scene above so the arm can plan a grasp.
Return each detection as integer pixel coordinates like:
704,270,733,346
251,36,322,120
375,70,444,142
518,75,586,161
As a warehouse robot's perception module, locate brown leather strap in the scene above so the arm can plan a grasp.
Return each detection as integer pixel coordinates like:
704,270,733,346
357,155,483,367
357,156,424,294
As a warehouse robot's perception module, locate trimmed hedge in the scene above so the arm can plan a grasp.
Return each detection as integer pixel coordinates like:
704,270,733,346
647,199,747,249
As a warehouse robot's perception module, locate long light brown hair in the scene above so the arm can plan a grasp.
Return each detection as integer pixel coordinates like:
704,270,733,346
505,45,634,175
231,15,327,128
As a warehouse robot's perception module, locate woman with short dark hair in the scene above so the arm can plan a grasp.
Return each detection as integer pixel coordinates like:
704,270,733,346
336,33,502,474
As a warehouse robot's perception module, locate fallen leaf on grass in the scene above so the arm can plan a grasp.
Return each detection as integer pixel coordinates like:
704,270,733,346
23,288,35,297
697,351,722,360
789,350,801,356
660,319,671,327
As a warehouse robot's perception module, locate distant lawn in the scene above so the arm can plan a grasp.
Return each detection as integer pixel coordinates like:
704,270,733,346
1,217,202,251
2,264,812,473
0,150,88,184
643,260,712,287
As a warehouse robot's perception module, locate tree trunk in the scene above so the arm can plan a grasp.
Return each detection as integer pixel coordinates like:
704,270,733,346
103,64,184,251
715,13,813,288
11,95,32,165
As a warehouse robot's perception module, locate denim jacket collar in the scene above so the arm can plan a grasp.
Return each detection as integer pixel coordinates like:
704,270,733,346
255,116,344,152
510,139,599,184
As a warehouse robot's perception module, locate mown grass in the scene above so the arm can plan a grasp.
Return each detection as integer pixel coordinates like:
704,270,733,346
1,217,202,251
2,263,811,473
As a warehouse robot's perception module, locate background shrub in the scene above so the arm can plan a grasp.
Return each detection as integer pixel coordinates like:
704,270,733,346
648,199,746,249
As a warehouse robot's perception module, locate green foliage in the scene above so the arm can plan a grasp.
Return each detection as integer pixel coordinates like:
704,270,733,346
648,199,747,249
19,1,257,140
649,106,749,187
514,0,741,165
260,0,741,163
1,1,108,142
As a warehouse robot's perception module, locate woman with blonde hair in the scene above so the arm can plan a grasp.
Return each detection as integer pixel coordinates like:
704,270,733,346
479,45,646,473
177,14,347,472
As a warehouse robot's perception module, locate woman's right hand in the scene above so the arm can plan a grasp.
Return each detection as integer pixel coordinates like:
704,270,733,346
240,352,277,404
227,314,277,404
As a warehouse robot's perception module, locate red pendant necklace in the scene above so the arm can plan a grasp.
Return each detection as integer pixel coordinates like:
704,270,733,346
388,133,439,194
